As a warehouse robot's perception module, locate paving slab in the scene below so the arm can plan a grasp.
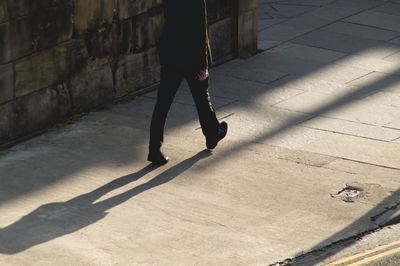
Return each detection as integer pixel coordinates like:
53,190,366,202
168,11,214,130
347,71,400,94
303,134,400,169
270,75,367,97
223,65,288,85
258,4,287,31
258,14,331,42
258,1,378,42
324,159,400,188
345,10,400,32
240,51,353,78
270,42,346,63
372,1,400,16
390,37,400,45
383,50,400,62
333,54,400,74
203,73,280,102
262,3,317,18
385,119,400,130
216,102,334,149
321,21,400,41
300,116,400,141
273,91,400,126
298,63,372,84
329,0,385,9
257,39,282,50
210,75,305,107
258,18,286,33
363,90,400,108
278,0,336,6
293,30,400,59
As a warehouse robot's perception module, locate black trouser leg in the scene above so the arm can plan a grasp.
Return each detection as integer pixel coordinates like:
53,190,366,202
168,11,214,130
186,75,219,141
149,67,182,153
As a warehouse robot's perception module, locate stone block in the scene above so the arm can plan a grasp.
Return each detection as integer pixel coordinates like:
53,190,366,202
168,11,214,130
74,0,115,34
134,9,164,51
14,39,88,97
238,9,258,57
0,85,72,144
67,64,115,113
0,101,14,143
0,0,30,23
5,0,29,18
207,0,235,23
114,48,160,98
0,17,32,64
31,1,74,50
208,18,235,63
0,2,8,23
238,0,258,14
86,20,134,59
0,63,14,104
117,0,162,20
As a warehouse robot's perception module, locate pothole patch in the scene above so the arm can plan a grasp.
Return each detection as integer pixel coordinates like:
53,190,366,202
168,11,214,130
331,182,392,204
331,185,364,203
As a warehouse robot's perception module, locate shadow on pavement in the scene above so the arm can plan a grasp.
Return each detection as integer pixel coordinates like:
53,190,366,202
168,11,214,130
287,189,400,265
0,150,211,254
1,0,400,263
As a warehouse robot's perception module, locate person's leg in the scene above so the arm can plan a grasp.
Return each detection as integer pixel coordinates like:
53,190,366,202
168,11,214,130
149,67,182,161
186,74,221,148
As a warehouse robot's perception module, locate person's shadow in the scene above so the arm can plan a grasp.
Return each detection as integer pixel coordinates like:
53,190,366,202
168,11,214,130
0,150,212,254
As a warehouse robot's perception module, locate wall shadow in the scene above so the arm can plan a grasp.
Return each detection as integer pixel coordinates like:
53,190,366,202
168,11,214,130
0,150,211,254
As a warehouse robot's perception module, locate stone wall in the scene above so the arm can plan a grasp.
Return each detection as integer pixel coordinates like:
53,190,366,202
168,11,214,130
0,0,257,147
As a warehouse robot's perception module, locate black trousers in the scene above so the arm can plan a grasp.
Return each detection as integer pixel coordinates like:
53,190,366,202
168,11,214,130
149,66,219,152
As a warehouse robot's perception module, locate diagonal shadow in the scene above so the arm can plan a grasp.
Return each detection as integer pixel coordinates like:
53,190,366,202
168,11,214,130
0,0,400,263
289,189,400,265
0,150,211,254
205,54,400,265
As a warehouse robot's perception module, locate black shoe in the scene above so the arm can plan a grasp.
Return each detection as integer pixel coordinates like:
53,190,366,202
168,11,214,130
206,121,228,150
147,151,169,165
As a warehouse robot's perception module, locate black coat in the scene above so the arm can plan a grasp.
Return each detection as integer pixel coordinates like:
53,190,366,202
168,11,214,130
158,0,212,74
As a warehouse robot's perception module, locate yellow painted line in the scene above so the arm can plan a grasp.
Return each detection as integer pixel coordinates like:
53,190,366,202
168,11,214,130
348,246,400,266
327,240,400,265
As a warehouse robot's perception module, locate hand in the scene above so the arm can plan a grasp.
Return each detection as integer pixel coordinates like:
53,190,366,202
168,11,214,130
197,69,209,80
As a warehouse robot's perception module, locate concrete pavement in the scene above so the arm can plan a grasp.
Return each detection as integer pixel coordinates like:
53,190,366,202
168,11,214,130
2,0,400,265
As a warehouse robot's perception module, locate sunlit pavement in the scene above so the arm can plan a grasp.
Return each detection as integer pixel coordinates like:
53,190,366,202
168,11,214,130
1,0,400,265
